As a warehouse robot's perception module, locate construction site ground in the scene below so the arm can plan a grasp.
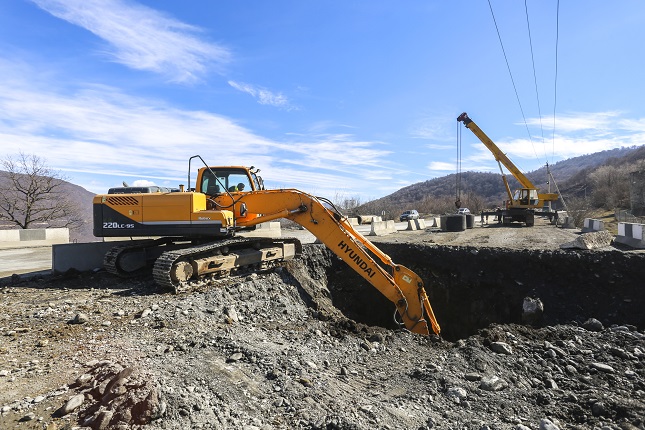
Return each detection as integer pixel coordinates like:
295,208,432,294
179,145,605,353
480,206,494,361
1,217,644,430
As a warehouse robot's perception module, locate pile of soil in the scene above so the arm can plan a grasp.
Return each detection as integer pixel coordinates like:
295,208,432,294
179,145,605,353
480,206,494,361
1,231,644,429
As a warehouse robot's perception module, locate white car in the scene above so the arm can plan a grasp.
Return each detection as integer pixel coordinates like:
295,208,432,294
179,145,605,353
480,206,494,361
457,208,470,215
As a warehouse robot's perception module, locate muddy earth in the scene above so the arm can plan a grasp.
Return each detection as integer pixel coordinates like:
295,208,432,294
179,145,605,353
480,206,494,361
1,220,644,430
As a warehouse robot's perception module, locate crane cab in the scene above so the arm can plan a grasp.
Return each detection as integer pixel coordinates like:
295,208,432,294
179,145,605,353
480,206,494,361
510,188,541,208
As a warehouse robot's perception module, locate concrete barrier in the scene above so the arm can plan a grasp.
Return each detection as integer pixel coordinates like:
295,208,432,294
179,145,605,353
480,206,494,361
582,218,605,233
357,215,373,224
560,216,577,229
414,219,427,229
52,240,142,273
357,215,382,224
369,220,396,236
348,217,359,226
0,228,69,246
615,222,645,248
0,230,20,241
238,222,282,238
406,220,418,231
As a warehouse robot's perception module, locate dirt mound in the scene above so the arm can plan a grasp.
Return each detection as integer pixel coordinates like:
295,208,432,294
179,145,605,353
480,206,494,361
1,242,644,429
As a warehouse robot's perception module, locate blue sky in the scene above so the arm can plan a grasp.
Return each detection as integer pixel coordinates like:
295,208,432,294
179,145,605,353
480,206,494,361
1,1,645,202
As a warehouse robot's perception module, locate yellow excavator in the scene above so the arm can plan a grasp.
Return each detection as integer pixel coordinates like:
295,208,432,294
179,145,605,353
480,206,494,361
457,112,560,226
93,155,440,336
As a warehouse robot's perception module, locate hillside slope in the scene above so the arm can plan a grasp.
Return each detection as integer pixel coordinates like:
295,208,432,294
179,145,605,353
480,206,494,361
360,145,645,213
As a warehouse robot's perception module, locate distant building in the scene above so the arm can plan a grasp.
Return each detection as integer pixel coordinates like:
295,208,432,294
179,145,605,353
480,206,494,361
629,170,645,216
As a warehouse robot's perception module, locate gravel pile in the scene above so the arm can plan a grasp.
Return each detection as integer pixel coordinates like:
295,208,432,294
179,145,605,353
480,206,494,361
0,244,644,429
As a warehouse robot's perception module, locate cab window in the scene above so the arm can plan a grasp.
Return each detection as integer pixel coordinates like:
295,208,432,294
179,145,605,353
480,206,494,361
201,169,251,194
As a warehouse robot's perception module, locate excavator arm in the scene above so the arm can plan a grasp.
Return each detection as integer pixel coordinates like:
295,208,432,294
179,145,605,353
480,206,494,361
224,189,441,336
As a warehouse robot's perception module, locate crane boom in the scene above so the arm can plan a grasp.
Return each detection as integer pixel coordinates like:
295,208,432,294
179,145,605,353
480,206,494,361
457,112,536,190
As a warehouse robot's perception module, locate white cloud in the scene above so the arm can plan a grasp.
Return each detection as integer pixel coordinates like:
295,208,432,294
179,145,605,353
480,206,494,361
427,161,455,172
131,179,156,187
228,80,293,109
31,0,230,82
0,61,401,198
426,143,454,150
410,113,454,141
525,111,622,132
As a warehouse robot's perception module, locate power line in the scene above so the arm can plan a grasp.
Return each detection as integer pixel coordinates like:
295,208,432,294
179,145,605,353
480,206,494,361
487,0,539,162
524,0,548,163
551,0,560,163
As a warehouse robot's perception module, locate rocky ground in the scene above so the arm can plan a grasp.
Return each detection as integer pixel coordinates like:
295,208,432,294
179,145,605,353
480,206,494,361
1,219,644,430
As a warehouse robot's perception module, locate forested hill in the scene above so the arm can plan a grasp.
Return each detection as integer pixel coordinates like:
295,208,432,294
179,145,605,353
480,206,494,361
358,145,645,214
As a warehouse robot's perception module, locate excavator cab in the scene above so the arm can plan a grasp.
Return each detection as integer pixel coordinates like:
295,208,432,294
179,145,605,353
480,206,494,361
199,168,253,196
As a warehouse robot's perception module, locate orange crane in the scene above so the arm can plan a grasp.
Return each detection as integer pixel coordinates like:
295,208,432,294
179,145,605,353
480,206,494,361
457,112,560,226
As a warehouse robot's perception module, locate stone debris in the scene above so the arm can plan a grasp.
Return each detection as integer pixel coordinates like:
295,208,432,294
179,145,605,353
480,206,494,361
583,317,605,332
522,296,544,326
560,230,614,250
0,244,643,430
490,341,513,355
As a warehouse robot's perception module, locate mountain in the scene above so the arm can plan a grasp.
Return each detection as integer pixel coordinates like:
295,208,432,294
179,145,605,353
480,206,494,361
357,145,645,215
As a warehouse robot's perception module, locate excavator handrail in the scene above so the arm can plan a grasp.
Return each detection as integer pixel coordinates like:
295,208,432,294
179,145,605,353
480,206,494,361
230,189,441,336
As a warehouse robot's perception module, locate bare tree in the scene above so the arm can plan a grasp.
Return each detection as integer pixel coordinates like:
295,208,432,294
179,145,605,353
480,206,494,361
589,164,630,209
0,152,82,230
563,196,594,228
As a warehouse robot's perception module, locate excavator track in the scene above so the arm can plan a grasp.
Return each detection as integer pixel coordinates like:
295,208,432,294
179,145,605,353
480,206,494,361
103,239,166,278
152,237,302,294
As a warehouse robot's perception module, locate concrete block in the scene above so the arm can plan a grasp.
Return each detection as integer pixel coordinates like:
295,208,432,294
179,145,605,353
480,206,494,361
369,220,396,236
20,229,46,241
560,216,577,229
582,218,604,232
0,228,68,246
52,240,145,273
45,228,70,243
414,219,427,229
238,222,282,239
560,230,614,250
348,217,359,226
406,220,418,231
615,222,645,248
0,230,20,242
358,215,382,224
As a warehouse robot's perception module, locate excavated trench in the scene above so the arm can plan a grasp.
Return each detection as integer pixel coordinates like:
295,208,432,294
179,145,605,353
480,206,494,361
298,243,645,341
